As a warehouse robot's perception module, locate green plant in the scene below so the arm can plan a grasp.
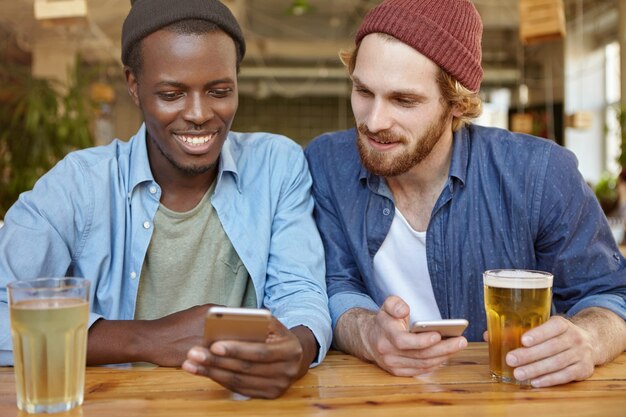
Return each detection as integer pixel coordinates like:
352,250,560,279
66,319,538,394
617,105,626,169
0,56,94,218
595,172,619,215
286,0,313,15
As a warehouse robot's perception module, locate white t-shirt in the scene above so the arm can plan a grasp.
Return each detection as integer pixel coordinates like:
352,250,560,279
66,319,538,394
372,208,441,324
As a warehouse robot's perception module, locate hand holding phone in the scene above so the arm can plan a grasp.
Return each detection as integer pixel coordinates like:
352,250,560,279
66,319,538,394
411,319,469,338
203,306,271,346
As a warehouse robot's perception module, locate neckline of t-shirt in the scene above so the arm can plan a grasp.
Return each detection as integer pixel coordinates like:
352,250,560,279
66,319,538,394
395,208,427,237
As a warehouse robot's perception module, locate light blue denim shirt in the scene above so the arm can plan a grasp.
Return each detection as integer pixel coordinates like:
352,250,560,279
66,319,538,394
305,125,626,342
0,124,331,365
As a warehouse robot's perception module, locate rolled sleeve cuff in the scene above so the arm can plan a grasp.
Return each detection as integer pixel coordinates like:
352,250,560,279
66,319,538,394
329,291,379,330
566,294,626,320
282,314,332,367
89,312,104,328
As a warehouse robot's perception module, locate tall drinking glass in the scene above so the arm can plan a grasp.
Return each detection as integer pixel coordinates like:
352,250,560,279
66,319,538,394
483,269,553,385
8,278,90,413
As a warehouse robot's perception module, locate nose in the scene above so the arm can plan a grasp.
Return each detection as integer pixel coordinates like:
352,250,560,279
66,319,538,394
364,99,393,133
183,92,213,127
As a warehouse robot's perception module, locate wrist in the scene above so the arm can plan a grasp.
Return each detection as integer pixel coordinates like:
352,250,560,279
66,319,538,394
357,311,377,362
87,319,154,365
290,325,317,376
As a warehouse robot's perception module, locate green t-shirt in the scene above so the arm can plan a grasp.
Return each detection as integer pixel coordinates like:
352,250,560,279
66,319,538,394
134,182,256,320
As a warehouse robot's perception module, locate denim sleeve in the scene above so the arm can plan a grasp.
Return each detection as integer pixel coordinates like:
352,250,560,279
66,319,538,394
261,147,332,366
0,156,92,365
305,143,379,330
535,146,626,320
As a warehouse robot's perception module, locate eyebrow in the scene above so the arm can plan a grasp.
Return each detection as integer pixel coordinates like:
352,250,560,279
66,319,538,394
154,78,235,89
351,75,428,100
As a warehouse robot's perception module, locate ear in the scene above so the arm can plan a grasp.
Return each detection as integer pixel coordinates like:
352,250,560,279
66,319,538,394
450,103,463,119
124,66,140,107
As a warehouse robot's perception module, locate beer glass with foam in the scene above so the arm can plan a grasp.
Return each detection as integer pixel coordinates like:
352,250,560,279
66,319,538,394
483,269,553,385
8,278,90,413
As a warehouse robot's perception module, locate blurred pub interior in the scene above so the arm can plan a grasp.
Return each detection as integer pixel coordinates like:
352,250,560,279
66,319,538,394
0,0,625,220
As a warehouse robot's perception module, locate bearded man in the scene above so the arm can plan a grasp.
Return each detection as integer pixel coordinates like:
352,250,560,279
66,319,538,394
304,0,626,387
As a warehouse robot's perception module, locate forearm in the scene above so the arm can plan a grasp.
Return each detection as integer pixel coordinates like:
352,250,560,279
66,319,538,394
290,325,319,378
571,307,626,365
87,318,154,365
334,308,376,362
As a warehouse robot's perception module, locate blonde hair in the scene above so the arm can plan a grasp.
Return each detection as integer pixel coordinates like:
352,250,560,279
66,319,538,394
340,46,482,132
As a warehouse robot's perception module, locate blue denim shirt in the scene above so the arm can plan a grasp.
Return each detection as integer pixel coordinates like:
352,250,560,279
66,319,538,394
0,124,331,365
304,125,626,342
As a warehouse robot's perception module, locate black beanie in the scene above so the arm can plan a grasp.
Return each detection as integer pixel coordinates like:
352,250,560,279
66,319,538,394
121,0,246,65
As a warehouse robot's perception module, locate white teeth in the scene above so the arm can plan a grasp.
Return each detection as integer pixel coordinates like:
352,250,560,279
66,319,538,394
176,134,215,146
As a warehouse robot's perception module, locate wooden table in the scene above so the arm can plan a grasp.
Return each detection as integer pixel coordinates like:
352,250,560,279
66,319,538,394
1,343,625,417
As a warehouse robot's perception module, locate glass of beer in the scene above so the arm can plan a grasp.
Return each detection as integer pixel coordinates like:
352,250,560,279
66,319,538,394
7,278,90,413
483,269,553,385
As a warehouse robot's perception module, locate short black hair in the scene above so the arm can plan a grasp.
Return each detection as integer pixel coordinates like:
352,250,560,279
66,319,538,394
125,19,243,79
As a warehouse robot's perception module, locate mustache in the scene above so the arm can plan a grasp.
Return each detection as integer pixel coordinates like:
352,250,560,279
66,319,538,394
357,123,404,143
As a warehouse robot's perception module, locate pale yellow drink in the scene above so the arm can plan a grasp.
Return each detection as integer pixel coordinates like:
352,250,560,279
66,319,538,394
483,270,553,385
8,278,90,414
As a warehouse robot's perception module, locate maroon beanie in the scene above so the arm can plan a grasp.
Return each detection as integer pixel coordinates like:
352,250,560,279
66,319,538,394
356,0,483,92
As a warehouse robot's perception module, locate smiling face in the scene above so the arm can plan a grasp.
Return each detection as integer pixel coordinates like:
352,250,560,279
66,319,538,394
351,34,456,177
125,28,238,182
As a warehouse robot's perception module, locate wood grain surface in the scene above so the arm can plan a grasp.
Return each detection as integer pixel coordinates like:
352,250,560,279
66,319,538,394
1,343,624,417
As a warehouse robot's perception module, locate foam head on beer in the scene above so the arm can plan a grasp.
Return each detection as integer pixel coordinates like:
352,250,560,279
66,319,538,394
483,269,553,288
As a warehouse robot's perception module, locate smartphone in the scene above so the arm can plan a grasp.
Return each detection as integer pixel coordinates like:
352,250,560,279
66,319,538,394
203,306,271,345
411,319,469,338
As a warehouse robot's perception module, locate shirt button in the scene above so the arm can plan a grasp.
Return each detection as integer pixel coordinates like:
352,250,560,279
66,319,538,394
149,186,157,194
143,221,151,229
130,271,137,279
383,208,391,216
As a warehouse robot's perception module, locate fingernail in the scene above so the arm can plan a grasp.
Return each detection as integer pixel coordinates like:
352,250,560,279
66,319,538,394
531,379,542,388
211,342,226,356
522,335,533,345
430,334,439,343
459,338,467,349
506,353,518,366
515,368,526,380
182,360,197,374
189,348,207,362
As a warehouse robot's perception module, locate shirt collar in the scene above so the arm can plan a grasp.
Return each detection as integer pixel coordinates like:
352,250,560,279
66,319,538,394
448,126,470,188
217,134,242,193
128,123,156,192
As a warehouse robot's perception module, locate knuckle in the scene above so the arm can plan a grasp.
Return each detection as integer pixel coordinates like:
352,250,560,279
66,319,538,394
389,333,404,348
417,358,439,369
239,360,253,371
284,364,299,379
387,367,404,377
256,348,272,362
229,372,243,388
375,339,391,355
291,344,304,361
554,316,571,332
380,355,396,368
267,379,290,399
579,362,595,380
